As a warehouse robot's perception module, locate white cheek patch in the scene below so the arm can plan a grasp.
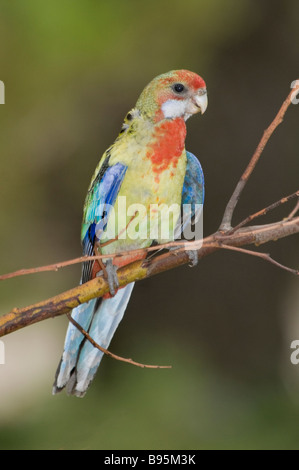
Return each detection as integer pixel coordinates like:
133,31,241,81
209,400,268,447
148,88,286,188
161,99,188,119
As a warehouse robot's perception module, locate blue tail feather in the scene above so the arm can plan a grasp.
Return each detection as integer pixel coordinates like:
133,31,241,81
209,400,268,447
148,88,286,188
53,283,134,397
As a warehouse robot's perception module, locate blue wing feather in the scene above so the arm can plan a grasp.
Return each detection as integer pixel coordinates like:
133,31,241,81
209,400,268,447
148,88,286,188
175,151,204,240
182,151,205,208
82,162,127,241
81,161,127,284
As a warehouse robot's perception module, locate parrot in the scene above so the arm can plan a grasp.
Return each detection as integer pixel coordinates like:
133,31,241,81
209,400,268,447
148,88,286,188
53,69,207,397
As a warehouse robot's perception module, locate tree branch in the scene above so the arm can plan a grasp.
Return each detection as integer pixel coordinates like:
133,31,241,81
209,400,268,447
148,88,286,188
0,216,298,337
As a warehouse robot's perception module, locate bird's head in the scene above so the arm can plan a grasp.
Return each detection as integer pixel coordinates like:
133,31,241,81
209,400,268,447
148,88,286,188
136,69,207,122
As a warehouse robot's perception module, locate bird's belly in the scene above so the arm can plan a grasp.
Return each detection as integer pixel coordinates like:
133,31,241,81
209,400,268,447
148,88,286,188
100,154,186,255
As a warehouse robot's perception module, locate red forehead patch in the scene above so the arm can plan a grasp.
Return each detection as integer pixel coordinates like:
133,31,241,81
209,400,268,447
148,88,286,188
176,70,206,90
158,70,206,91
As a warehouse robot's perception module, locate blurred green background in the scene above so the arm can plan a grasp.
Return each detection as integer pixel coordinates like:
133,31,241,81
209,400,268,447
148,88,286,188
0,0,299,450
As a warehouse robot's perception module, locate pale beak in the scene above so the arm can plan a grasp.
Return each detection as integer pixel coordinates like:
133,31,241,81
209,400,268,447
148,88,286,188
194,88,208,114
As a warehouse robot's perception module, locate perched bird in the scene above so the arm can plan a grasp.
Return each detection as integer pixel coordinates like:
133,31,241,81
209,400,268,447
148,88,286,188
53,70,207,397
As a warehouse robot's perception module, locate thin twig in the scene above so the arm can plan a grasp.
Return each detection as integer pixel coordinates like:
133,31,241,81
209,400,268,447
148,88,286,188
228,190,299,234
66,313,171,369
0,255,96,281
287,198,299,220
219,81,299,231
0,240,196,282
219,244,299,276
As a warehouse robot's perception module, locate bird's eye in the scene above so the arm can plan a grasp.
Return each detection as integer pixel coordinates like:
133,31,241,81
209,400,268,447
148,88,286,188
173,83,185,93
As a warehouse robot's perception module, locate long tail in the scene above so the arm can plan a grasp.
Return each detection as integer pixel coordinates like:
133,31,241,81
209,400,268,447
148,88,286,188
53,283,134,397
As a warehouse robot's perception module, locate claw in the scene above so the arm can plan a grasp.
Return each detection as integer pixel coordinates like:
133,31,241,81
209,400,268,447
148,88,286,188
168,245,198,266
187,250,198,267
105,259,119,296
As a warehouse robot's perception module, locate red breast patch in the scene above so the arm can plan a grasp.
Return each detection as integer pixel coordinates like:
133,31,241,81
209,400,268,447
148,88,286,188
147,118,186,175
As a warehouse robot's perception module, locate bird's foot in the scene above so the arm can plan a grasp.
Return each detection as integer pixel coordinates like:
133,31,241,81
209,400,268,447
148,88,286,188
168,243,198,266
104,259,119,297
186,250,198,267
